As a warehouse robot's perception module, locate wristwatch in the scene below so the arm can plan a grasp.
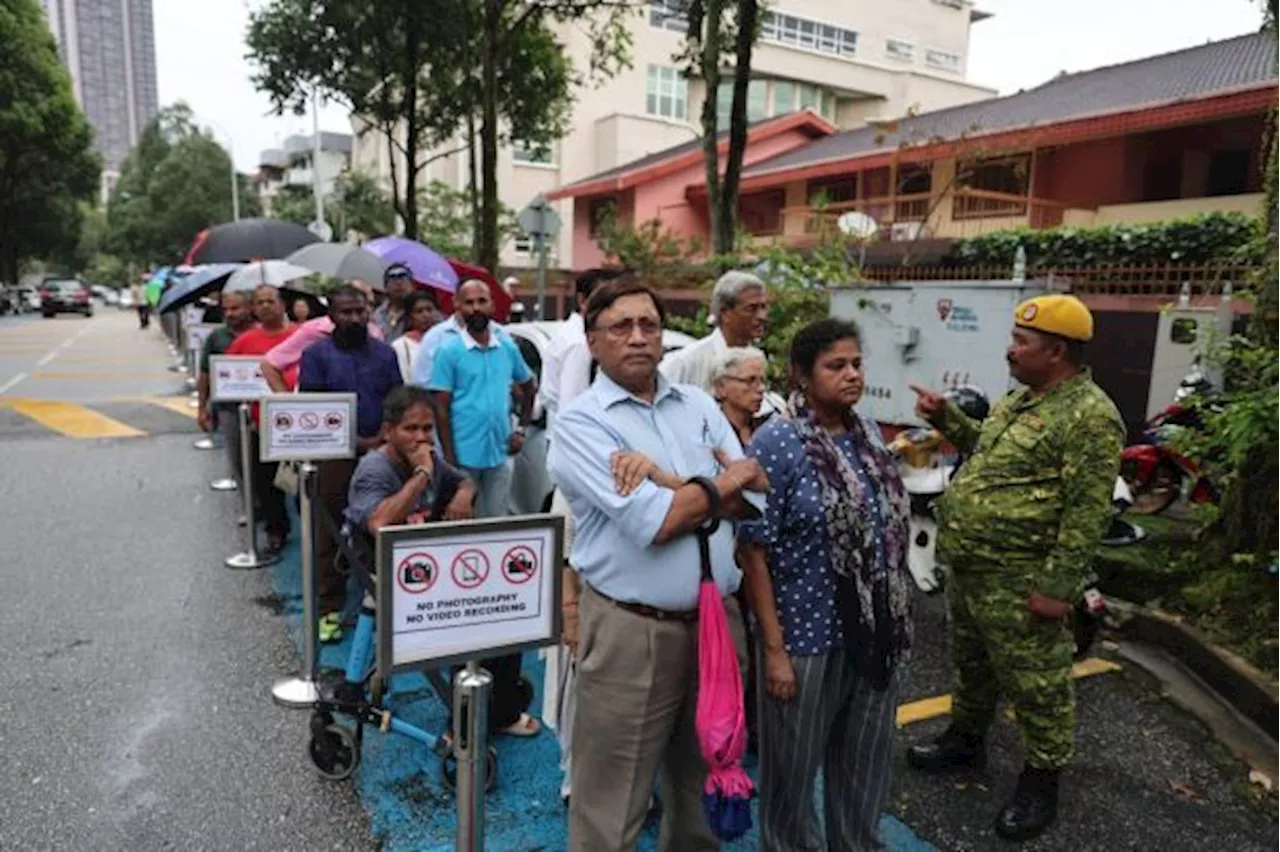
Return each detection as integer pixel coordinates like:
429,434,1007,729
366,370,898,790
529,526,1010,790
412,465,432,481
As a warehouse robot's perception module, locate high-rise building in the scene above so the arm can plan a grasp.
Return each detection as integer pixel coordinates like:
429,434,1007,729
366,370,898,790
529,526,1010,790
40,0,160,197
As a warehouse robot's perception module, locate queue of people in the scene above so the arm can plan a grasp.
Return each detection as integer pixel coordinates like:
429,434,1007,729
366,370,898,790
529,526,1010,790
193,261,1122,850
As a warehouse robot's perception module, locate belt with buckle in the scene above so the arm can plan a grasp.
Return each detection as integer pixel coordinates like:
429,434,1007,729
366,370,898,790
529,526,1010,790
592,587,698,624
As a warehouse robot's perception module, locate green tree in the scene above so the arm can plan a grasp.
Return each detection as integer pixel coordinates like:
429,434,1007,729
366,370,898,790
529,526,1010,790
0,0,100,283
333,170,395,239
106,105,241,267
268,185,316,227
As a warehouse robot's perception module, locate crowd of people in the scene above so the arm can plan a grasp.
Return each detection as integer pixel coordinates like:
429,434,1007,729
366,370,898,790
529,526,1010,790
189,264,1122,851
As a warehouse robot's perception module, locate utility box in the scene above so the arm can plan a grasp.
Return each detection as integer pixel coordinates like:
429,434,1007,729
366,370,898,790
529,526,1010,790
831,280,1049,427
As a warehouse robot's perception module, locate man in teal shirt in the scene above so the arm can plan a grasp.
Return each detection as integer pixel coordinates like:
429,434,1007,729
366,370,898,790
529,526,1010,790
428,279,535,519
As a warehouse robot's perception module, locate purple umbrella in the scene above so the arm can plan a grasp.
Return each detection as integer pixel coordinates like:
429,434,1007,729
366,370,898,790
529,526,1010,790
362,236,459,294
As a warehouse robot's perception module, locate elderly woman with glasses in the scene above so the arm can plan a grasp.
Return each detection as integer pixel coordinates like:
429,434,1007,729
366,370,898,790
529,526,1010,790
709,346,769,447
739,317,912,851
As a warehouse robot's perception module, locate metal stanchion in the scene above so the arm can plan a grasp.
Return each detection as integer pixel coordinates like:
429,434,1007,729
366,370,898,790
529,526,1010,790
210,476,238,490
225,403,278,569
272,461,322,707
195,436,218,450
454,662,492,852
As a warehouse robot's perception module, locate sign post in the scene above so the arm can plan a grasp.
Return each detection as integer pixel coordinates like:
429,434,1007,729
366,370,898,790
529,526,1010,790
375,515,563,844
209,355,276,569
263,393,358,709
517,196,562,320
187,323,219,450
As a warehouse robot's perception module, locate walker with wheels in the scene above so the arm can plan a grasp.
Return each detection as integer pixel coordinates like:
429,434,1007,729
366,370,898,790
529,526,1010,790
305,590,500,789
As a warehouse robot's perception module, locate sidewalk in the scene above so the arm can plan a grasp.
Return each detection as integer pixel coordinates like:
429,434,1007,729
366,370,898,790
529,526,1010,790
265,528,938,851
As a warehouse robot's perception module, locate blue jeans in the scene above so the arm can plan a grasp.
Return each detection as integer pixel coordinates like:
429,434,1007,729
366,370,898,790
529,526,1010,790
463,460,513,520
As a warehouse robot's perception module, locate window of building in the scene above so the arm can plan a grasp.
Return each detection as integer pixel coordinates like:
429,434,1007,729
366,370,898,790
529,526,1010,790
737,190,785,235
1206,149,1252,196
895,164,933,221
774,81,795,114
649,0,689,32
760,10,857,58
886,39,914,62
716,80,770,126
588,197,618,237
807,176,858,205
513,141,554,166
925,49,961,72
954,155,1031,218
646,65,687,120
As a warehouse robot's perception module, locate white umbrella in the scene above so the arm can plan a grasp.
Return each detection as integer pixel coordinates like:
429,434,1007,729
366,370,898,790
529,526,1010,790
223,260,314,294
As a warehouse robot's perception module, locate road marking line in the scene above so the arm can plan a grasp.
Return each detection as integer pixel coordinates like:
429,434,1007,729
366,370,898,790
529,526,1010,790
131,396,199,419
30,322,95,367
895,657,1122,727
0,372,28,395
2,398,146,439
29,370,174,380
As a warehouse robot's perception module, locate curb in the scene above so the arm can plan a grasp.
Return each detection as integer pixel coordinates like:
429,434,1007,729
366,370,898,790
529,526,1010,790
1108,599,1279,738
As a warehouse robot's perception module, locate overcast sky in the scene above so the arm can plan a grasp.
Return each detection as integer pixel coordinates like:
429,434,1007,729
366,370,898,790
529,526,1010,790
153,0,1267,173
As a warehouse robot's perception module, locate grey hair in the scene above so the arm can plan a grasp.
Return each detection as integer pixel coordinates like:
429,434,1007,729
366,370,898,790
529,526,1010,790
709,346,766,393
709,270,765,325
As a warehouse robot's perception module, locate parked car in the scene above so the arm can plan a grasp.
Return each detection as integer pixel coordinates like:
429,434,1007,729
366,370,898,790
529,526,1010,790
40,278,93,318
17,287,39,313
505,320,697,516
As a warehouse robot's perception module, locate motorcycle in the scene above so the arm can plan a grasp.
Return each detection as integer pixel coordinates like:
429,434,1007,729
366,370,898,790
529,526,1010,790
889,385,1128,659
1121,370,1220,516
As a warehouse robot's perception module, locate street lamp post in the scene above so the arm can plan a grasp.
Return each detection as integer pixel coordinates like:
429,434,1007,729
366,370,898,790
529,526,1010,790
208,123,240,222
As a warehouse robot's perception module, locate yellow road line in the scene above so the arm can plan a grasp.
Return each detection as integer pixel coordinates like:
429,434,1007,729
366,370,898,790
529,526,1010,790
134,396,198,419
2,398,145,439
29,370,173,380
895,657,1121,727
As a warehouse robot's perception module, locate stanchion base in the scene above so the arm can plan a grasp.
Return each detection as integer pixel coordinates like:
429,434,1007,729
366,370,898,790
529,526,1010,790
225,550,280,570
271,676,321,709
193,437,217,450
185,378,197,391
210,478,239,491
186,398,199,409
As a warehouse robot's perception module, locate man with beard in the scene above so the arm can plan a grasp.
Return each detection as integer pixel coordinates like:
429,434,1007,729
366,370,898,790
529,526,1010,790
427,278,535,520
198,290,256,500
227,285,296,554
906,295,1123,842
299,285,403,642
410,278,515,390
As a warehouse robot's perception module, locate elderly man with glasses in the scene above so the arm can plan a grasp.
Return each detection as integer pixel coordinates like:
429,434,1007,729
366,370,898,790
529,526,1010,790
660,270,769,393
550,275,768,851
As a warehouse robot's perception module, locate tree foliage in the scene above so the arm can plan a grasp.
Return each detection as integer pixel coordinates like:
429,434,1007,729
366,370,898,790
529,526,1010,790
0,0,100,282
333,170,395,239
105,104,242,268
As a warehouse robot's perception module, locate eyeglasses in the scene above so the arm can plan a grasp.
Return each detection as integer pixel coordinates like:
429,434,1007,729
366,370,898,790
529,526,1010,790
593,317,663,340
723,375,766,388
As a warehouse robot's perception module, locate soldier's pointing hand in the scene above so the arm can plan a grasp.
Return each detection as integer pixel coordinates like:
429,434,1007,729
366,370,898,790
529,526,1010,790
909,384,946,424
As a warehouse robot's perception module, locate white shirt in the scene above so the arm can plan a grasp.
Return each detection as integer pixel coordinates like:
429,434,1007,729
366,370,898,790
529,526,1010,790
391,334,423,383
659,327,726,393
539,312,593,425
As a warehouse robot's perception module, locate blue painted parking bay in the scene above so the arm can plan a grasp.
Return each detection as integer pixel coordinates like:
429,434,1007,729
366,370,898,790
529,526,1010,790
267,532,937,851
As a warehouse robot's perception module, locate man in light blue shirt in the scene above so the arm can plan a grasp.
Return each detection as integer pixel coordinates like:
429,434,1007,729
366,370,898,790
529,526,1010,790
411,280,513,389
548,276,767,852
428,279,535,519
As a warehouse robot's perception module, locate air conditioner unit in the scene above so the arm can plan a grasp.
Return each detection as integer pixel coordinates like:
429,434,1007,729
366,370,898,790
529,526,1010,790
891,221,930,241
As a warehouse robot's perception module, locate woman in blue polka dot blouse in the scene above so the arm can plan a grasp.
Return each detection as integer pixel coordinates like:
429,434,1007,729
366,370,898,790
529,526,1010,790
738,318,914,851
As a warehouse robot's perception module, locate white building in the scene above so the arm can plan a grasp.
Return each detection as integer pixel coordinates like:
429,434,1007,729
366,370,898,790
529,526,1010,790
350,0,996,267
255,132,352,218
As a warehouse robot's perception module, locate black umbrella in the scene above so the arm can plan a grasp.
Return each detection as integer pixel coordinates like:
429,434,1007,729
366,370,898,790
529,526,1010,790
184,218,320,265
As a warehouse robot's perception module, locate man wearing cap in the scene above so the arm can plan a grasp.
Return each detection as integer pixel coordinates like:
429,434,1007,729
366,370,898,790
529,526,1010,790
906,295,1123,842
372,263,415,341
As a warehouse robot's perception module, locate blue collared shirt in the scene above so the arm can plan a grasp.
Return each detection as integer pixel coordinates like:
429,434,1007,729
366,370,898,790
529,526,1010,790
298,336,403,437
411,316,513,389
428,329,532,470
549,371,763,611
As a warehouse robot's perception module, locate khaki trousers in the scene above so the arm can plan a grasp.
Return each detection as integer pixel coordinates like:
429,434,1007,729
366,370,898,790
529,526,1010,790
569,584,746,852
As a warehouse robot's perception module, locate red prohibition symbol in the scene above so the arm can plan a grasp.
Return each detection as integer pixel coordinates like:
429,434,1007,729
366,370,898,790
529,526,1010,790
501,545,538,584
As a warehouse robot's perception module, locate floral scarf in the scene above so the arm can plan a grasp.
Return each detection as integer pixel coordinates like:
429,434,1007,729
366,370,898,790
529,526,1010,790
788,391,913,689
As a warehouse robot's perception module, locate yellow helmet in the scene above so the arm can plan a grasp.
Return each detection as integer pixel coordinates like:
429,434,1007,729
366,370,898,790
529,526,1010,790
1013,295,1093,342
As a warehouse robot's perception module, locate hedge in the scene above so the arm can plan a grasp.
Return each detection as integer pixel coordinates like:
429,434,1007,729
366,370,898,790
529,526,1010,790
950,211,1264,268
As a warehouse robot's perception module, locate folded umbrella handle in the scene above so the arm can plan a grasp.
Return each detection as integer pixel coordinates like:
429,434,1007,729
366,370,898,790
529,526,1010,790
686,476,721,582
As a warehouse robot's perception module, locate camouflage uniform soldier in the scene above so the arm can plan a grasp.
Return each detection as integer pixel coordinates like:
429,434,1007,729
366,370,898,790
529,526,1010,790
907,295,1124,842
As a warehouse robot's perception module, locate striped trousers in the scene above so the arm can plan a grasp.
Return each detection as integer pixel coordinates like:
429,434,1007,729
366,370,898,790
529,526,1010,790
757,650,899,852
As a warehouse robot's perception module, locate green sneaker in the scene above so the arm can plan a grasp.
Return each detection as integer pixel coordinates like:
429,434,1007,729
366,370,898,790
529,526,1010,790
318,612,343,643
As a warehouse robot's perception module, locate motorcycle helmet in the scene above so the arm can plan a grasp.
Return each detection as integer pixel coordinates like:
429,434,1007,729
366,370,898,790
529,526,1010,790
944,384,991,422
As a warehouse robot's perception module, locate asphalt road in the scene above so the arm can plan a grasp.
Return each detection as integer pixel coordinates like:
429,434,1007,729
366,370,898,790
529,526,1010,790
0,310,374,851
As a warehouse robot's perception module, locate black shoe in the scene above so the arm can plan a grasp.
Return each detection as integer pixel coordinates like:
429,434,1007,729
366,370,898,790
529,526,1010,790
994,768,1060,842
907,726,986,773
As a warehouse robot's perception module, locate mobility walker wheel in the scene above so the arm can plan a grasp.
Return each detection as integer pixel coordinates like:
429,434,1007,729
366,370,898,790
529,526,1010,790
308,720,361,781
441,745,499,792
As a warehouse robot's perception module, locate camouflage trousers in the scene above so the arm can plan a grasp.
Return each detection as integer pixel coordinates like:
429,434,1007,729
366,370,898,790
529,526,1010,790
947,567,1076,770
